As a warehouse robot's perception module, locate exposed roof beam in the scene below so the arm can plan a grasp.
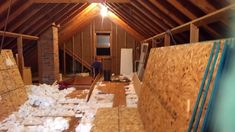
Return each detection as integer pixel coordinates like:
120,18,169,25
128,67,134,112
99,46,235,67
110,3,155,36
107,10,145,41
0,31,38,40
0,1,33,29
167,0,222,39
137,0,177,28
59,3,100,44
8,4,47,32
0,0,18,14
130,1,170,31
32,0,129,3
143,3,235,42
106,3,149,37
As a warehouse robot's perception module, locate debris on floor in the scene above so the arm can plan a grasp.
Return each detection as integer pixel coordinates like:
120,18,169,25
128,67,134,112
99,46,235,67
0,81,114,132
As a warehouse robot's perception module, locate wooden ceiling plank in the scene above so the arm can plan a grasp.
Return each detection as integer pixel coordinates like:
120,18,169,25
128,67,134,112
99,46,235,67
32,0,129,3
143,3,235,42
122,4,161,34
18,4,61,34
8,4,48,32
59,4,100,44
0,0,18,14
149,0,184,25
3,4,61,48
167,0,222,40
107,10,145,41
137,0,177,28
111,3,156,36
189,0,229,26
0,31,38,40
57,3,87,25
28,4,73,35
106,3,150,37
60,3,90,25
130,1,169,31
35,4,82,35
0,0,33,29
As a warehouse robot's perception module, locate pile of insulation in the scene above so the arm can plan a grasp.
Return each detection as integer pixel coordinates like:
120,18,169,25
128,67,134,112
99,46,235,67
0,83,114,132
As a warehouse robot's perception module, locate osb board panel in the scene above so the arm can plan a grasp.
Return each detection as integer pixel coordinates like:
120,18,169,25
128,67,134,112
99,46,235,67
92,107,145,132
0,50,17,70
0,71,7,94
96,82,127,107
0,50,26,121
138,42,223,131
132,73,142,97
10,87,28,110
0,94,14,121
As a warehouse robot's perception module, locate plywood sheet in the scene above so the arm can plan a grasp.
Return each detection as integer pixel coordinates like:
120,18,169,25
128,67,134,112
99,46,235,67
0,50,26,121
0,71,7,94
138,42,223,131
0,94,14,121
93,107,145,132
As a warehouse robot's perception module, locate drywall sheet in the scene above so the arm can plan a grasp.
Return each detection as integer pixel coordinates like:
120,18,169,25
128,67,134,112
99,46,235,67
0,50,27,121
138,41,223,131
120,48,133,75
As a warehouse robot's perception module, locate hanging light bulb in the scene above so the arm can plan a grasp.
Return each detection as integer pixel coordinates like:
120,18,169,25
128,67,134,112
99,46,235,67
100,4,108,17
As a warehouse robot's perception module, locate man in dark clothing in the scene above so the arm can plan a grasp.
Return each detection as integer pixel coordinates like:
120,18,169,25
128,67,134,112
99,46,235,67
91,57,102,77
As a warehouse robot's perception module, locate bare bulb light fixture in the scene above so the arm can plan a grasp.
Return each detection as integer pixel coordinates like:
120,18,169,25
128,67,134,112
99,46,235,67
100,4,108,17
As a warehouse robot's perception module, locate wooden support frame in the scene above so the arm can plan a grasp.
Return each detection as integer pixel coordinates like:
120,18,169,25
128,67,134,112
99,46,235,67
17,36,24,76
63,43,67,75
143,3,235,42
32,0,130,3
164,33,171,46
72,36,75,74
0,31,39,40
190,24,199,43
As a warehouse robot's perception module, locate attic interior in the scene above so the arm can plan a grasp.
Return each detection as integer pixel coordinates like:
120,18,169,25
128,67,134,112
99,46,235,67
0,0,235,131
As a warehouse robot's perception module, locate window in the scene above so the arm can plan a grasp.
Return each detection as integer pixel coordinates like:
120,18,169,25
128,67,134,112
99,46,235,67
96,32,110,56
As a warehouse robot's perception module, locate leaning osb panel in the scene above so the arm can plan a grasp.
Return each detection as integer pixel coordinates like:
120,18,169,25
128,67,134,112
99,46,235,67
10,87,28,110
11,68,24,88
0,50,26,121
1,70,16,91
138,41,223,132
0,71,7,94
0,94,14,121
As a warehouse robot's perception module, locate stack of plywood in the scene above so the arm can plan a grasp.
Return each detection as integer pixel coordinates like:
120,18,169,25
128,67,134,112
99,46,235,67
0,50,27,121
138,41,223,131
92,107,145,132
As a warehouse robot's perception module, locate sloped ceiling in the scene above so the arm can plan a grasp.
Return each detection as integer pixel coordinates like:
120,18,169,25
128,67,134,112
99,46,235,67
0,0,233,62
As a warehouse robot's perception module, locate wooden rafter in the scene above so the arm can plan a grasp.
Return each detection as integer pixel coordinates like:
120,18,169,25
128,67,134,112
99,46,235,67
59,3,100,44
0,31,38,40
106,3,149,37
137,0,177,28
130,1,170,31
107,9,145,41
110,3,155,36
167,0,222,38
122,4,161,33
8,4,47,32
32,0,129,3
0,0,33,29
143,3,235,42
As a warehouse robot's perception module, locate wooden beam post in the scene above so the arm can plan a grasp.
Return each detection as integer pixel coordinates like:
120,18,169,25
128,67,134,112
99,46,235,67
72,36,75,74
17,36,24,76
63,43,66,75
164,33,171,46
81,32,84,72
190,23,199,43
